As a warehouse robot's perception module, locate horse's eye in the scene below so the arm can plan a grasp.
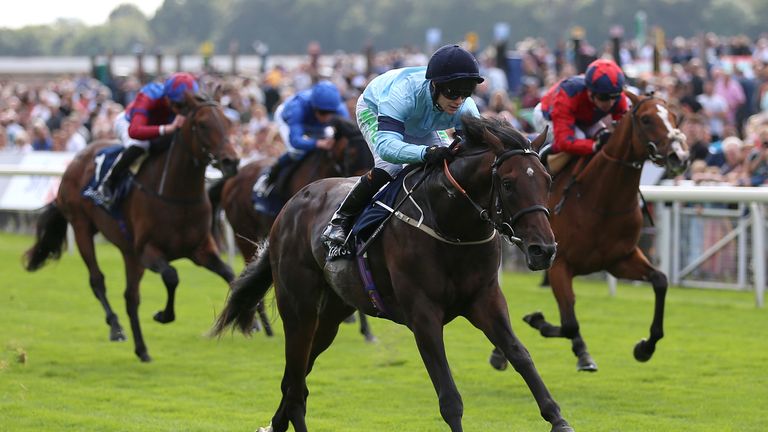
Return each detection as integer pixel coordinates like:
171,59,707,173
502,179,513,191
641,116,652,125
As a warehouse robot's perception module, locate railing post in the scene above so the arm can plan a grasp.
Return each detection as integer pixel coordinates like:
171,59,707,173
750,203,765,307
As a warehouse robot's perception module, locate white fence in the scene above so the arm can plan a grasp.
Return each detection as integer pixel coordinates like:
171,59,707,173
1,160,766,307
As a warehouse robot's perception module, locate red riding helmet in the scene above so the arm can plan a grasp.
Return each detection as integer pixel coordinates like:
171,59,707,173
163,72,200,103
584,59,625,95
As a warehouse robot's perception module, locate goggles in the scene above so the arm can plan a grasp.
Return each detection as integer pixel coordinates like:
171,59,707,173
440,85,475,100
594,92,622,102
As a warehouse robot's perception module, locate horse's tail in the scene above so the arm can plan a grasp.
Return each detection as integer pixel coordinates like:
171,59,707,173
211,241,273,336
207,178,226,243
23,203,68,272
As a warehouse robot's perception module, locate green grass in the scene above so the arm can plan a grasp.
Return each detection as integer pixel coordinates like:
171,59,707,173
1,231,766,431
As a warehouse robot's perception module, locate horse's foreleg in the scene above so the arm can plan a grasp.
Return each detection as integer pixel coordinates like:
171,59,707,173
467,290,573,432
608,248,666,362
409,302,463,432
122,254,149,361
72,220,125,341
141,246,177,324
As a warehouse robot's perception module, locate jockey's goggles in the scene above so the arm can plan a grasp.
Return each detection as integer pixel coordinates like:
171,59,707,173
440,86,474,100
594,92,622,102
314,108,336,116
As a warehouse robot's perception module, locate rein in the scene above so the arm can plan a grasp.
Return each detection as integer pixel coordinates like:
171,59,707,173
442,147,549,245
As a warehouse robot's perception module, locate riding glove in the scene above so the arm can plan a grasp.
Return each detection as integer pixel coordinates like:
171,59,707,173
423,145,455,165
593,129,611,152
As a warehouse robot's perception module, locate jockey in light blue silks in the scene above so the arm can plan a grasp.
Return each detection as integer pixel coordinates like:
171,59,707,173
321,44,484,245
253,81,349,195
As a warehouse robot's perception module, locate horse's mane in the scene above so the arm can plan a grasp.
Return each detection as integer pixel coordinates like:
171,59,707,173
461,115,531,152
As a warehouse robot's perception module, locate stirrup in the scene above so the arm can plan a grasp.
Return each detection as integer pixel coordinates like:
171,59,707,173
253,175,273,196
322,222,349,245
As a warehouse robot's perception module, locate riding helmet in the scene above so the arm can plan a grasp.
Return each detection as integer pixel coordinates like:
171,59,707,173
163,72,200,103
310,81,342,112
584,59,625,95
426,44,484,84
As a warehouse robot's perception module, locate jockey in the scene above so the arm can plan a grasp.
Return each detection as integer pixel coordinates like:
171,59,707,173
321,44,484,245
98,72,199,203
253,81,349,195
533,59,629,165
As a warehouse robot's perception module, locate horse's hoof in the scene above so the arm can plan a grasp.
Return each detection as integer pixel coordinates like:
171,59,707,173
251,320,262,332
551,422,575,432
577,354,598,372
364,334,378,343
153,311,175,324
256,423,273,432
489,350,508,371
633,338,655,362
137,352,152,363
110,328,127,342
522,311,545,327
343,314,356,324
263,325,274,337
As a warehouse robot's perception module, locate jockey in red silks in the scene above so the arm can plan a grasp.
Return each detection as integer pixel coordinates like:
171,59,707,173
533,59,629,168
98,72,199,203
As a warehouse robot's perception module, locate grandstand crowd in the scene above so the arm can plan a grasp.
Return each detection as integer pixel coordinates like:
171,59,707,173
3,32,768,186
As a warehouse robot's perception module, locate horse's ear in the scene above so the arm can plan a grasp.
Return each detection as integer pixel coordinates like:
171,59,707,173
530,126,548,152
184,90,198,108
624,89,640,106
482,127,504,153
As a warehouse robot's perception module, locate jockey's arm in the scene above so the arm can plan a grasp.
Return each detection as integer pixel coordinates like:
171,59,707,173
375,116,429,164
127,110,163,141
550,107,595,155
286,122,319,151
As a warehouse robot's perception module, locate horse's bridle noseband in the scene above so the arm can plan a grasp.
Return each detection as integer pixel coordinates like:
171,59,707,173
180,100,223,167
445,147,550,245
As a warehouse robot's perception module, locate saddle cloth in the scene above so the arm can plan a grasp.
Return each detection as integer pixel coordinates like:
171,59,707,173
81,145,135,215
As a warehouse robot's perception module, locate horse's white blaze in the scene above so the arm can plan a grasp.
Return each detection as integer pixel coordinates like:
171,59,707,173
526,167,534,177
656,103,689,160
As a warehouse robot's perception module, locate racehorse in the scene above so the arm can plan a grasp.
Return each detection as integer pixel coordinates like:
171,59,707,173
490,91,689,372
212,115,574,432
208,116,376,340
24,94,241,362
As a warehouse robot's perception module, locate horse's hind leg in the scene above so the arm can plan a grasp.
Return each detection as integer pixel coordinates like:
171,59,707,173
608,247,666,362
140,246,178,324
468,291,573,432
357,311,376,342
71,220,125,341
197,239,274,337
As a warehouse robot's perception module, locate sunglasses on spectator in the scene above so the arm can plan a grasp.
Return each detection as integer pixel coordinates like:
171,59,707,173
440,86,474,100
594,92,622,102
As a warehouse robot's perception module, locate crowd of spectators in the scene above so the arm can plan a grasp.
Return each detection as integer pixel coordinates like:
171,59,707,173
3,31,768,189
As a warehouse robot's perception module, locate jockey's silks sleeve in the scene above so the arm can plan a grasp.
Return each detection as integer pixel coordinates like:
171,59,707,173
125,83,175,141
281,90,350,151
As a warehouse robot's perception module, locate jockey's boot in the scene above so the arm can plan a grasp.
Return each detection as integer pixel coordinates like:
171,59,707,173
99,146,145,204
322,168,391,245
254,156,290,196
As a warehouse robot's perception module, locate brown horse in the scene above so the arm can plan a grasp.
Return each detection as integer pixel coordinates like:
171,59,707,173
24,94,240,362
208,116,375,339
491,92,689,372
213,116,573,432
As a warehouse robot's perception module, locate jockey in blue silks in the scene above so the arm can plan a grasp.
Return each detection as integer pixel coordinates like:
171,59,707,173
253,81,349,195
321,44,484,245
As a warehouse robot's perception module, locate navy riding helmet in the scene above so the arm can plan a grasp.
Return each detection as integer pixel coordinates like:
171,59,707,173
426,45,484,109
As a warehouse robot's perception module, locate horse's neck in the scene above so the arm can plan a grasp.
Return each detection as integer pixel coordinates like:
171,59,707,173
288,151,337,195
575,118,643,206
418,155,496,240
141,142,207,199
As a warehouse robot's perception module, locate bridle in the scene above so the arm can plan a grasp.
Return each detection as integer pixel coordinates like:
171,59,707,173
180,100,224,167
443,147,550,245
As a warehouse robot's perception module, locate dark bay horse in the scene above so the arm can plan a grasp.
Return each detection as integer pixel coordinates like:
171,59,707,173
209,116,376,340
491,92,689,372
24,94,240,362
213,116,573,432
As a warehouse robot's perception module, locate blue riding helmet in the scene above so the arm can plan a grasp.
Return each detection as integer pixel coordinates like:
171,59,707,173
310,81,342,111
584,59,625,95
426,44,485,84
163,72,199,103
